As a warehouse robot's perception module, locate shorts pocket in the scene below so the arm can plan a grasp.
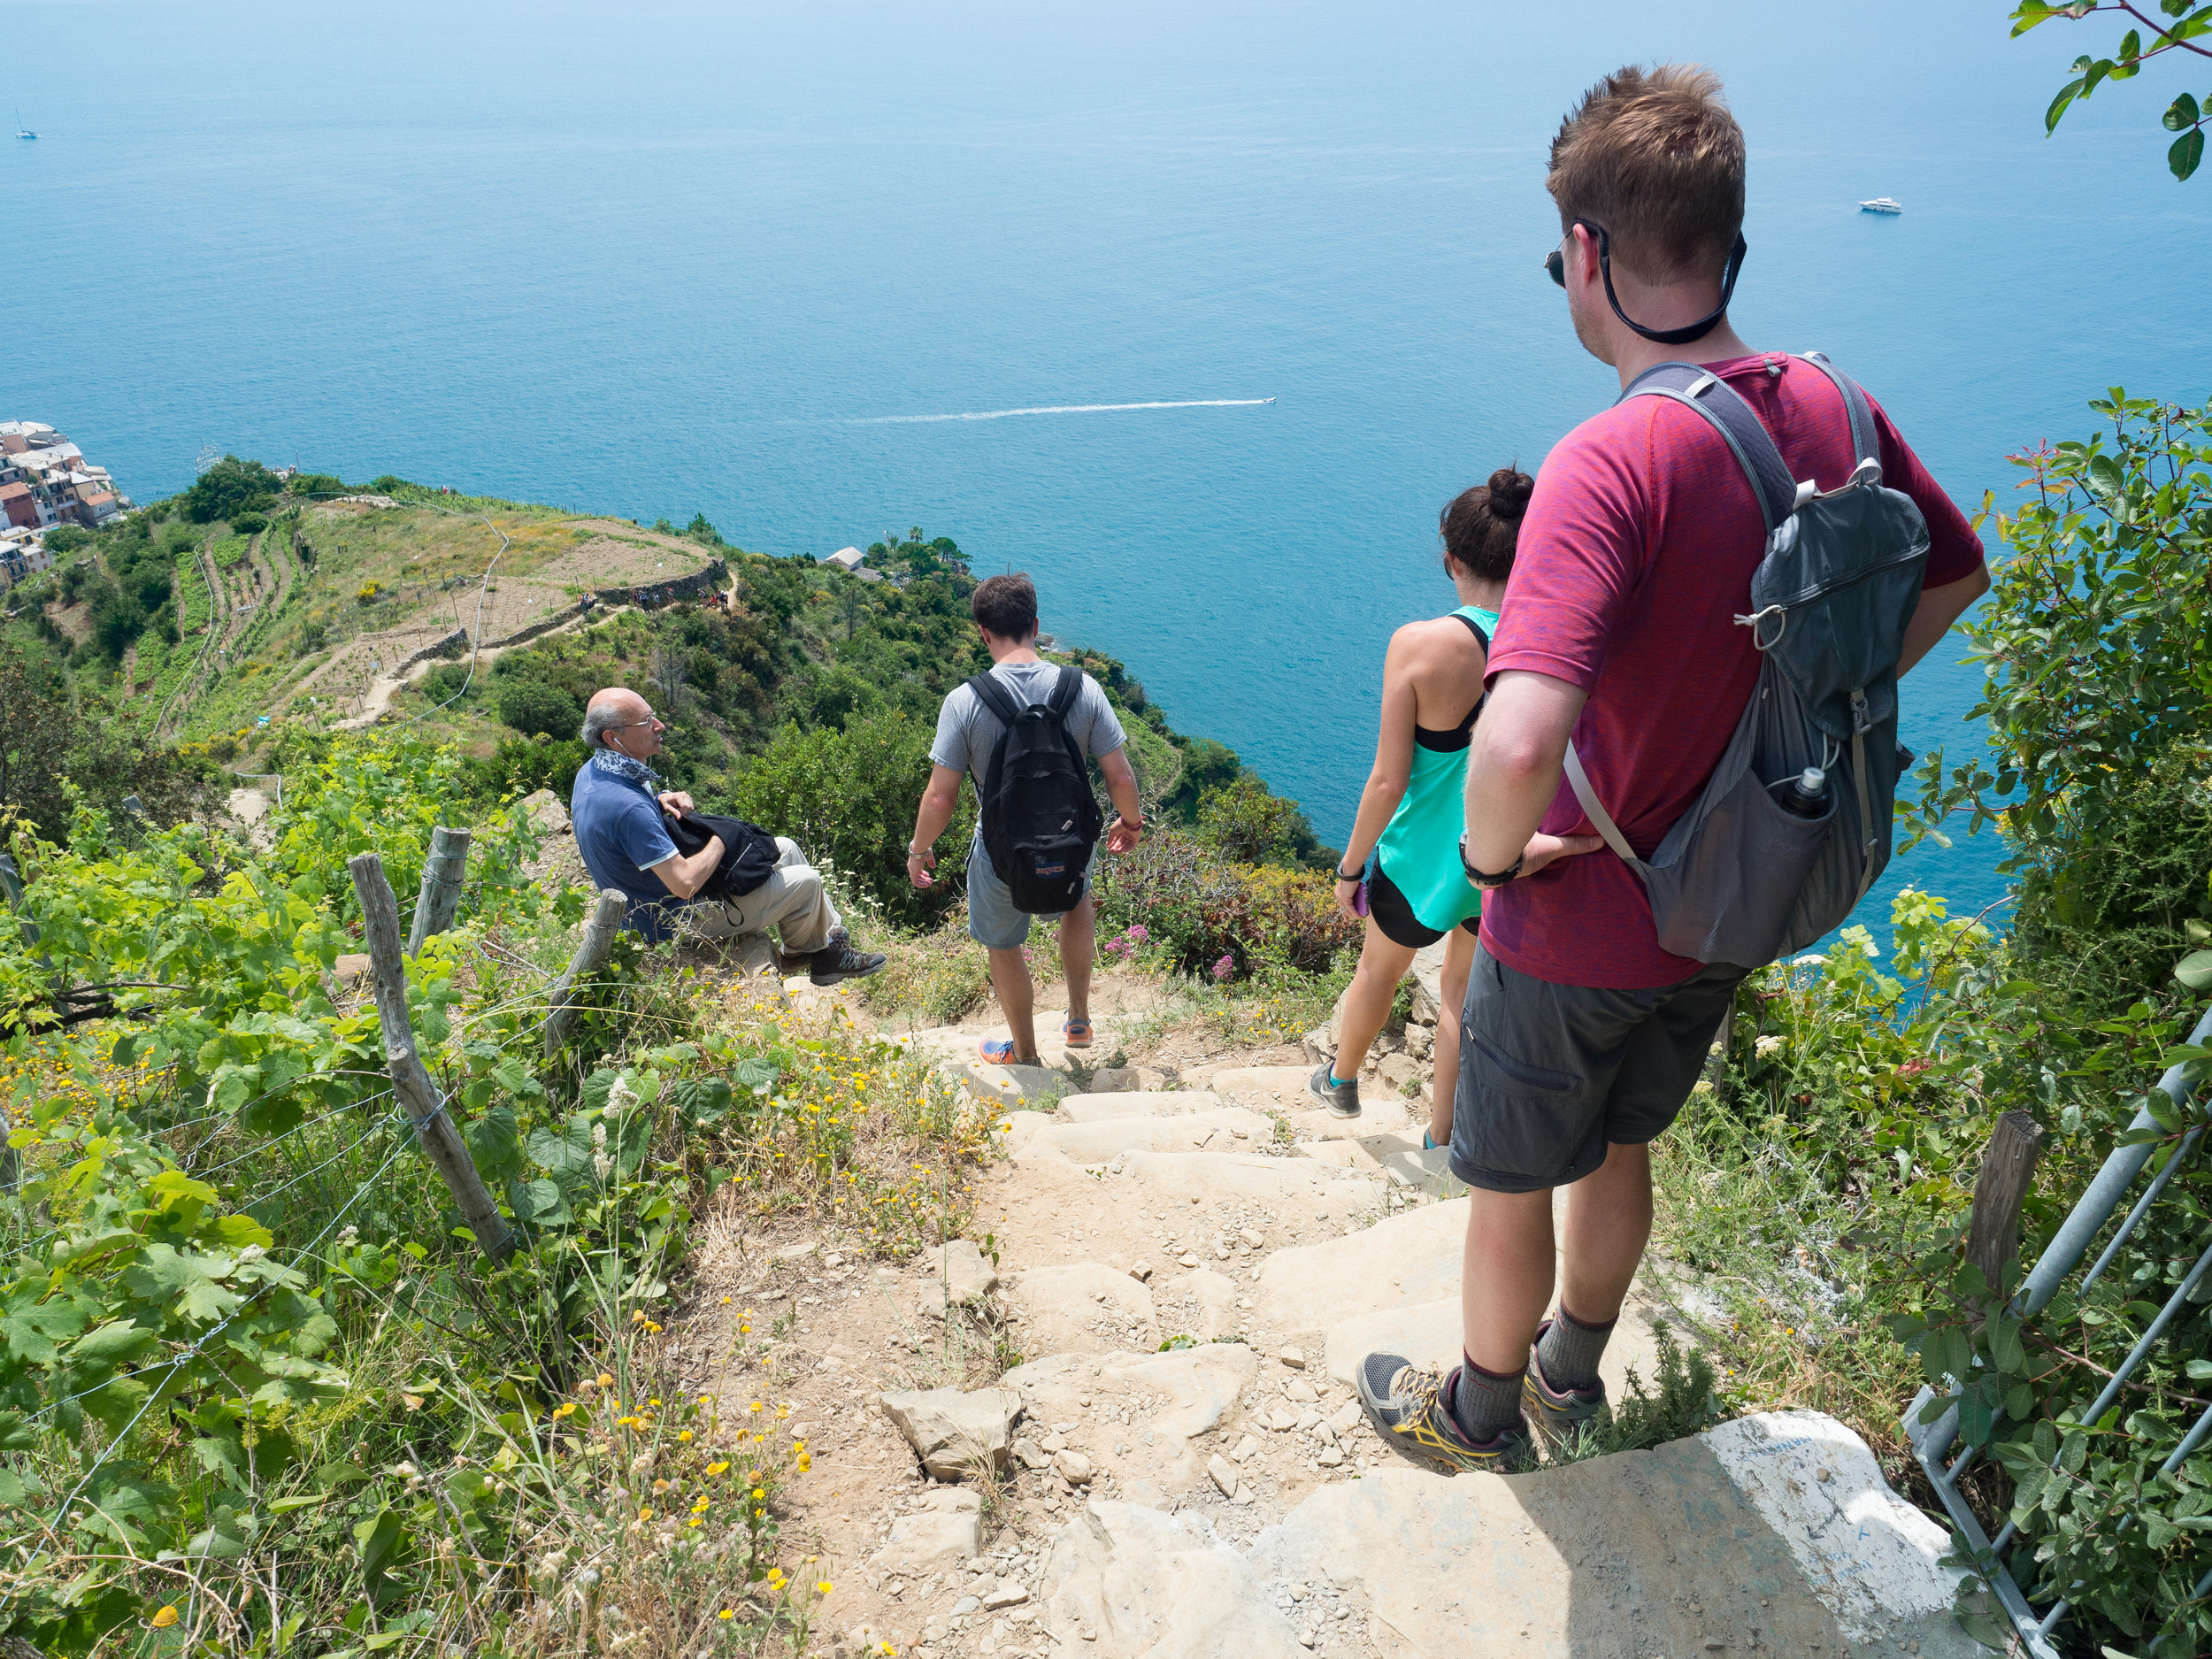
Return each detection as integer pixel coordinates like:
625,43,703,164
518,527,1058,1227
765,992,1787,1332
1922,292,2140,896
1465,1027,1577,1095
1455,1025,1598,1191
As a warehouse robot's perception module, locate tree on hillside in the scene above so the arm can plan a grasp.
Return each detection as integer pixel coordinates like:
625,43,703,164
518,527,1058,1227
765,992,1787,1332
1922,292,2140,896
2014,0,2212,178
181,457,283,524
0,640,215,842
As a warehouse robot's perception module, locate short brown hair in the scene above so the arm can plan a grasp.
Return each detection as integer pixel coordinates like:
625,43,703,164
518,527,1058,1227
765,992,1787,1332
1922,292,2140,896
1548,64,1744,283
1441,466,1533,584
972,572,1038,640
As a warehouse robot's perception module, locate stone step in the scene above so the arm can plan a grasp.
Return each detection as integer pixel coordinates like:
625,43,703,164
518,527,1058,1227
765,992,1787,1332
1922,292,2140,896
1019,1108,1275,1164
1033,1411,1978,1658
1057,1089,1222,1122
1284,1102,1415,1142
1205,1064,1325,1110
1256,1197,1470,1333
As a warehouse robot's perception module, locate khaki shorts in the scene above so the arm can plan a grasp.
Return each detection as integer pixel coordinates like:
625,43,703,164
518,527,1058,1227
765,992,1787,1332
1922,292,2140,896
1449,942,1743,1194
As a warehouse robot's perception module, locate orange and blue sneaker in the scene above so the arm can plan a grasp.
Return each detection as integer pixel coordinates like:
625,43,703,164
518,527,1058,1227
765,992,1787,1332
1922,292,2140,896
1354,1352,1532,1473
1522,1319,1608,1449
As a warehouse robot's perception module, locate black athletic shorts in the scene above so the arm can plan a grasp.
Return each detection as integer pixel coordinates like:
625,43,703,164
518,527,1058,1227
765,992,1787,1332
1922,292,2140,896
1449,942,1744,1194
1368,862,1480,951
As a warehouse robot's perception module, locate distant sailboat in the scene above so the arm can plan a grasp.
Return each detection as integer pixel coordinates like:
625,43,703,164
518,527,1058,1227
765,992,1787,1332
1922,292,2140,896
13,108,34,140
1858,196,1902,214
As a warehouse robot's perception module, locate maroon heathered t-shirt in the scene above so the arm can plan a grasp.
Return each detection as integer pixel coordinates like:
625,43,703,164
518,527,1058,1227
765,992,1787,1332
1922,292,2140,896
1479,352,1985,989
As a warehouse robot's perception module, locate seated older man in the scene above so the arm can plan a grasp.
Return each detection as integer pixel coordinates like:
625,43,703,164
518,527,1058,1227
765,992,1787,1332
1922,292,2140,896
571,686,886,984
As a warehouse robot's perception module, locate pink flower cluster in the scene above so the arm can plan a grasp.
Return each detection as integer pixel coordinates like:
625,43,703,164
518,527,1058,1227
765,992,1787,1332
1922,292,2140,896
1211,954,1235,980
1102,925,1150,957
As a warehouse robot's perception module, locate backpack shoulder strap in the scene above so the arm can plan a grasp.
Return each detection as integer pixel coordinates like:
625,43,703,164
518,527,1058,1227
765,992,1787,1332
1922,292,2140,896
965,672,1023,728
1046,664,1084,718
1563,741,1640,868
1794,352,1883,485
1618,361,1801,533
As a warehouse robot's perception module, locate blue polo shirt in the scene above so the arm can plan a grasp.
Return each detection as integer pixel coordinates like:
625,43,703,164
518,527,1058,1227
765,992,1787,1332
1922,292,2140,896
570,759,686,941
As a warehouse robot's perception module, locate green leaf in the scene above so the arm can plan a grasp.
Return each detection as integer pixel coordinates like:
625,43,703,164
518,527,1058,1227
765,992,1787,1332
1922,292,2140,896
2033,1418,2057,1463
2172,127,2206,182
2044,77,2079,132
268,1491,329,1514
2163,91,2202,131
65,1320,157,1368
526,1118,595,1181
463,1105,524,1185
2177,949,2212,988
1988,1317,2027,1375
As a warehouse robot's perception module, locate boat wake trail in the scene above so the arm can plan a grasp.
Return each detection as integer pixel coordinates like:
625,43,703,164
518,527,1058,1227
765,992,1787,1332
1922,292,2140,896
846,397,1275,425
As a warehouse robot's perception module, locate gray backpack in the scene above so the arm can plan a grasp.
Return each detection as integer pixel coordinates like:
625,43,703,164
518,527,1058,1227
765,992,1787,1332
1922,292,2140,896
1563,353,1932,970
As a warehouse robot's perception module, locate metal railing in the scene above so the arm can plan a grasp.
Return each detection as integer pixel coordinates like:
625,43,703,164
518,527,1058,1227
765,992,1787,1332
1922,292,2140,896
1905,1002,2212,1658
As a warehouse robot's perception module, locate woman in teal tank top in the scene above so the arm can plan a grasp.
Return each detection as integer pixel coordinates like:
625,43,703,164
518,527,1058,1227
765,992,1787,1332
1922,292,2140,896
1310,469,1532,1147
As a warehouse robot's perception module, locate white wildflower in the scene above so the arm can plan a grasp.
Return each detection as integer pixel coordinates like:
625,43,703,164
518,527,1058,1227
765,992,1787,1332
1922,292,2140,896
1754,1034,1785,1057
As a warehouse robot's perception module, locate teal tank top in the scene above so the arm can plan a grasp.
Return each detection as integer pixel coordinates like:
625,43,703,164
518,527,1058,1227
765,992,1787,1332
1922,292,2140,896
1372,605,1498,934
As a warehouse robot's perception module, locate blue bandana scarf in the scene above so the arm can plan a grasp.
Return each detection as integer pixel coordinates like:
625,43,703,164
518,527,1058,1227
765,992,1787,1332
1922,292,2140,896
590,748,663,791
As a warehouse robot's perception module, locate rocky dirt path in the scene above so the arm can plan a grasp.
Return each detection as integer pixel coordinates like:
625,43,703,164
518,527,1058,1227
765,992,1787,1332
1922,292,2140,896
672,968,1978,1659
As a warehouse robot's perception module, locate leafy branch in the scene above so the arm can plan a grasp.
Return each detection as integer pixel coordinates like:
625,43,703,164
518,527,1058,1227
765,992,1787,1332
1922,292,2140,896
2014,0,2212,177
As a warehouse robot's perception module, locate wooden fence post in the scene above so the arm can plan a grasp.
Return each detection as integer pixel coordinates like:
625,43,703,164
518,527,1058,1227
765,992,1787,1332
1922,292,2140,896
406,826,472,957
1968,1110,2046,1302
349,852,513,1261
541,889,629,1058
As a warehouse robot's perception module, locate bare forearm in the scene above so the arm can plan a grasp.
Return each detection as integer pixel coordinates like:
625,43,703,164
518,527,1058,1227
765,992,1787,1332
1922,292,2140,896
654,835,724,901
1340,771,1408,873
1462,671,1587,873
910,785,960,852
1898,566,1991,678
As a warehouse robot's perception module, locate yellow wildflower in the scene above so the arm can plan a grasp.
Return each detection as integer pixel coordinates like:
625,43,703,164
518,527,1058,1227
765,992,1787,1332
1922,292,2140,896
150,1608,179,1629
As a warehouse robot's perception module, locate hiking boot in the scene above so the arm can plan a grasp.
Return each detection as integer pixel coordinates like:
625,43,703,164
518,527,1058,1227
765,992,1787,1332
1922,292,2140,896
1353,1352,1532,1474
809,931,887,987
1523,1321,1609,1449
1307,1063,1360,1118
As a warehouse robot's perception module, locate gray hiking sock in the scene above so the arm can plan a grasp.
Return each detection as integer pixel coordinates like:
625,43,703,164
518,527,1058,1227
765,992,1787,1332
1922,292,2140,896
1448,1354,1526,1444
1535,1303,1617,1393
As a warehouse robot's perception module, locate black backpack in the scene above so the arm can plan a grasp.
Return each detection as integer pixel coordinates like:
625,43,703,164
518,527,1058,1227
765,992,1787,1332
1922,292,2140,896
664,810,783,905
967,666,1104,914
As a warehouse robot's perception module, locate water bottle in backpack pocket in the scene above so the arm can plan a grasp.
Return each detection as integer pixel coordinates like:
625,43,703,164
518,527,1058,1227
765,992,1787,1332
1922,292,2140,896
1563,353,1931,970
966,666,1106,915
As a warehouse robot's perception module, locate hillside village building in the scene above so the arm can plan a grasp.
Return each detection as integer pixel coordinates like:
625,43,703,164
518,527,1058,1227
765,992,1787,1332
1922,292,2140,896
0,420,130,534
0,419,133,589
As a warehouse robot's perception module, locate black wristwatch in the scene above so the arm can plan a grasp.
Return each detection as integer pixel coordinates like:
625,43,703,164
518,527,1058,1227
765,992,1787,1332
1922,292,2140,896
1459,832,1522,889
1336,863,1363,883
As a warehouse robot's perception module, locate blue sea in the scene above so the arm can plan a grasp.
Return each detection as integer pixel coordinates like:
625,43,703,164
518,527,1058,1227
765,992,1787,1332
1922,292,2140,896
9,0,2208,936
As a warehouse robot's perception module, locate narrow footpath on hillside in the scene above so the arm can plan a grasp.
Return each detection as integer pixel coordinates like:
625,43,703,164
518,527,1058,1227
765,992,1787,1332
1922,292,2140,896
664,949,1981,1659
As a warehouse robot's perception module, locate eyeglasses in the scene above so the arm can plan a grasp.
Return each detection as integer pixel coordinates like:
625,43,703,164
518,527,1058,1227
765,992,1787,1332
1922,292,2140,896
1543,217,1748,348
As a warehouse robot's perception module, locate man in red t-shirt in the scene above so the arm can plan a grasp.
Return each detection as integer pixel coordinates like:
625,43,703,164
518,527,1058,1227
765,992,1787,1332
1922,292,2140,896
1356,65,1989,1471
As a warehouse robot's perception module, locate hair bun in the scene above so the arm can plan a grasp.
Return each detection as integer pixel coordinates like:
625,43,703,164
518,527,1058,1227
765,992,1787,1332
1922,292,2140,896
1486,467,1534,521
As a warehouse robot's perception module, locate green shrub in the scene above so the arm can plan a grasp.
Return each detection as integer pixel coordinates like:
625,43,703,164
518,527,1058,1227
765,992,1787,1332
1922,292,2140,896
230,511,268,536
494,677,584,741
729,714,970,928
1091,826,1355,979
181,456,282,524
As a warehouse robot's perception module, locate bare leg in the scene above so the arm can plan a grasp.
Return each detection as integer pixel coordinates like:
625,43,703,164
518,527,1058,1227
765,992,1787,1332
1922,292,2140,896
987,947,1039,1064
1461,1187,1556,1374
1058,895,1097,1033
1557,1141,1653,1325
1428,926,1478,1148
1333,919,1417,1079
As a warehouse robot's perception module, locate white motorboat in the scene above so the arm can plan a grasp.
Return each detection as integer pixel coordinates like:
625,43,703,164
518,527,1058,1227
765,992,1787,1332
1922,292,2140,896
1859,197,1902,214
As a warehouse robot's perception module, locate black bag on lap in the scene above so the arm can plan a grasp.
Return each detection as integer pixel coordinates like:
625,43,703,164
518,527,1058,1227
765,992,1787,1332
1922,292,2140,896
665,810,782,903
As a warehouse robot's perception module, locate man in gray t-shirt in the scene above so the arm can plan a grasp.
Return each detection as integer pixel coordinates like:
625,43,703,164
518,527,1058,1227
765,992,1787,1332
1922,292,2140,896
908,574,1144,1068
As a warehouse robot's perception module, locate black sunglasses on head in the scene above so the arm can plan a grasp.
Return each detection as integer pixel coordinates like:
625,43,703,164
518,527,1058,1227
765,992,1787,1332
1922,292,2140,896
1545,217,1747,347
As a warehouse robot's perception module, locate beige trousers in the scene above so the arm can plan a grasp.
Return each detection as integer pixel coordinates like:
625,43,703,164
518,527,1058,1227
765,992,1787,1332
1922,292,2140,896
674,838,841,956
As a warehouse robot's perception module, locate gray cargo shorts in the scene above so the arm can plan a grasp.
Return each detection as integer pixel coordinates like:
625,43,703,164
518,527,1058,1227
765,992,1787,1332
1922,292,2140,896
1449,942,1744,1194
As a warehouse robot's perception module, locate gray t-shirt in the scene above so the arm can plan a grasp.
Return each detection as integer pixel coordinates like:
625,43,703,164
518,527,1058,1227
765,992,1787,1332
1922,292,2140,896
931,660,1127,801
